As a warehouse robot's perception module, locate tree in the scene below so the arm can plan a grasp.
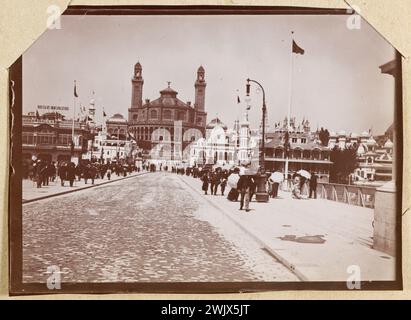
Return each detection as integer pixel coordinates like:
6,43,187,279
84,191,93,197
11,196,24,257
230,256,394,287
318,127,330,146
329,145,358,184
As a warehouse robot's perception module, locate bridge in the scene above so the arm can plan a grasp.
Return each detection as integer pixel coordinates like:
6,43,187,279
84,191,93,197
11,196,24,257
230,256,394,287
22,172,397,283
180,176,396,282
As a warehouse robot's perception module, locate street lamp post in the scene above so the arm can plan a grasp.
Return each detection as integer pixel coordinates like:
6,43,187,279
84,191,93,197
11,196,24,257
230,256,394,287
246,78,269,202
117,126,120,162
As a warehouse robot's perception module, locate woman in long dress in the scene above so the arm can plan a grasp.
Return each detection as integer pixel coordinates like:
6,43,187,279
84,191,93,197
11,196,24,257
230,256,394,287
291,175,308,199
201,171,209,195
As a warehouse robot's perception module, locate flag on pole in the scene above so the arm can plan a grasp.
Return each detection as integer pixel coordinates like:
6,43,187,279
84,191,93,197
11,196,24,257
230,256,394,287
292,40,305,55
74,81,78,97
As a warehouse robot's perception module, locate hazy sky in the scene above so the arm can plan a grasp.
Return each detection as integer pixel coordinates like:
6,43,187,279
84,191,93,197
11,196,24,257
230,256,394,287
23,14,395,135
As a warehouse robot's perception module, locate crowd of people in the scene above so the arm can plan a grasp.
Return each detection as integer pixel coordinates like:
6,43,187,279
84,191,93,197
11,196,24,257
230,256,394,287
23,158,319,209
23,159,141,189
170,164,319,212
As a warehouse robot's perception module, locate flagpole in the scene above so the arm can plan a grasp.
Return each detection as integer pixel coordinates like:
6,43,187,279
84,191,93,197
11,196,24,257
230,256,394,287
284,33,295,190
71,81,77,159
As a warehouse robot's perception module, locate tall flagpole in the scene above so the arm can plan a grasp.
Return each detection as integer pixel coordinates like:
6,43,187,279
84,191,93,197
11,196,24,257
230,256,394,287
284,32,295,189
71,80,77,159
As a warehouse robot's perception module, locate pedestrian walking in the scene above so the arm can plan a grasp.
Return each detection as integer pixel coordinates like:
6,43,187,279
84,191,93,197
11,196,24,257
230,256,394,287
309,171,318,199
227,168,240,201
220,176,227,196
39,162,49,187
89,164,97,184
268,178,280,198
211,169,221,195
67,162,76,187
34,160,44,188
291,175,308,199
201,171,209,195
58,162,67,187
238,174,254,212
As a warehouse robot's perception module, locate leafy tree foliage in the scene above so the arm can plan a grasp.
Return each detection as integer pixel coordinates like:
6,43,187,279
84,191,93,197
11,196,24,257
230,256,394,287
329,145,358,184
318,127,330,146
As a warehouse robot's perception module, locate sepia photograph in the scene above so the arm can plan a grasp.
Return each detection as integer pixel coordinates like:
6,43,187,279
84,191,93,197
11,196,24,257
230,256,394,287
9,6,402,294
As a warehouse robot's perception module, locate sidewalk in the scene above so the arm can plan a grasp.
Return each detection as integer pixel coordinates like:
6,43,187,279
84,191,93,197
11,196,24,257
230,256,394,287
179,175,396,282
23,171,148,203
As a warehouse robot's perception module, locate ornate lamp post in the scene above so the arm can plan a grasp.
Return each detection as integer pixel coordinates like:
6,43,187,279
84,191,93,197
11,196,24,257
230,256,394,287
246,78,269,202
116,126,121,162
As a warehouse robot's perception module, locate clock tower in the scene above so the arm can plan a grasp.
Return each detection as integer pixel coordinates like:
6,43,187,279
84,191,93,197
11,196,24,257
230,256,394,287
131,62,144,109
194,65,206,112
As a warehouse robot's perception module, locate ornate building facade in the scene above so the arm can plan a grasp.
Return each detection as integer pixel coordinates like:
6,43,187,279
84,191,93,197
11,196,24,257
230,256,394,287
22,111,92,164
84,113,138,164
264,117,332,182
127,62,207,162
326,129,394,184
189,112,259,167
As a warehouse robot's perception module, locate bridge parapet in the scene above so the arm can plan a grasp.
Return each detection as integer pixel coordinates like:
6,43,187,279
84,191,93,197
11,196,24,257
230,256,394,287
317,183,376,208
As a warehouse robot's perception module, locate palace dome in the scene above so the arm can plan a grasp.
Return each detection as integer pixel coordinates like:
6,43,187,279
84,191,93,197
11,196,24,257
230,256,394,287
107,113,127,123
367,137,377,146
357,144,366,155
206,117,227,130
384,139,393,149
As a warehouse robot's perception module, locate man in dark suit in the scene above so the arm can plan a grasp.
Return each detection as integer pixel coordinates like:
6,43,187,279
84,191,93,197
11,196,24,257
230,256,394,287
309,172,318,199
238,174,254,212
211,169,221,195
58,162,67,187
66,162,77,187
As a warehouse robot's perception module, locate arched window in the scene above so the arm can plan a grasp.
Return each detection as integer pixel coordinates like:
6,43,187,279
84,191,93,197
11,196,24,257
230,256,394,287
303,150,311,159
275,148,283,158
150,110,158,119
178,111,186,121
133,114,138,121
293,149,302,159
163,110,172,119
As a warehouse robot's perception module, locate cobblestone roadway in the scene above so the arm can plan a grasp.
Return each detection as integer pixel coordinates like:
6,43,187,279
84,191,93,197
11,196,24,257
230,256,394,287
23,173,296,283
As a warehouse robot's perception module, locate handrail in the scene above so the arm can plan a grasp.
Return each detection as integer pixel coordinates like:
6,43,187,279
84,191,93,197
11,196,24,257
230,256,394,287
317,182,376,208
281,181,376,208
